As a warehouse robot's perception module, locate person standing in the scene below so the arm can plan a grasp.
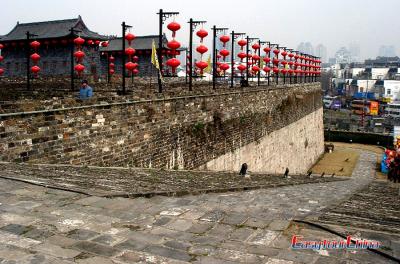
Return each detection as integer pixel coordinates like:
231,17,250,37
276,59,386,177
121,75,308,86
79,80,93,99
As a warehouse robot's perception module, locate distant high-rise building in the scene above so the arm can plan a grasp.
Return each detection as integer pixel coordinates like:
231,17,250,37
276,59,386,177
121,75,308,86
334,47,352,64
378,45,396,57
315,44,328,63
297,42,314,55
348,42,361,62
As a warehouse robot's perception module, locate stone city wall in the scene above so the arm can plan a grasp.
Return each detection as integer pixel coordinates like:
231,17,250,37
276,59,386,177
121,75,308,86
0,83,323,173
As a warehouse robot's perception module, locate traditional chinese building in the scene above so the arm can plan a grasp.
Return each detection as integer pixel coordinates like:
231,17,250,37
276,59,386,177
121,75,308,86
0,16,107,78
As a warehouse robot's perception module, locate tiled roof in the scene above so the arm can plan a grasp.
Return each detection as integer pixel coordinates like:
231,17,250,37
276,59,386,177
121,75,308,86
1,16,107,41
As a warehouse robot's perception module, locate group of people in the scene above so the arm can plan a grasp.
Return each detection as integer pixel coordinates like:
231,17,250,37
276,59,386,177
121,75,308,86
382,149,400,183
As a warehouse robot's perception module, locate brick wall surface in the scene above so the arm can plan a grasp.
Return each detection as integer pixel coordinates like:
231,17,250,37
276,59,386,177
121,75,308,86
0,83,323,171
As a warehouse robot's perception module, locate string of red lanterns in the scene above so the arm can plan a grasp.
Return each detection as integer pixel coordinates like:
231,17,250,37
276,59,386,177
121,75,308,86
237,39,247,75
73,36,85,76
251,42,260,76
219,34,230,74
109,55,115,76
195,27,208,75
30,40,41,76
0,43,4,76
262,45,271,75
166,19,181,75
124,32,139,76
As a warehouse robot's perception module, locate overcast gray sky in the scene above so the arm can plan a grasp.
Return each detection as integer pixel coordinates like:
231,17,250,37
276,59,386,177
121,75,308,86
1,0,399,59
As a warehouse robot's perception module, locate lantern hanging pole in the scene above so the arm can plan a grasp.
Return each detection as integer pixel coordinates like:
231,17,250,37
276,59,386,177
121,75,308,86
212,26,228,90
157,9,179,93
188,19,206,92
69,28,81,91
121,21,132,95
230,31,245,88
292,50,298,84
26,31,38,91
258,40,267,87
266,41,271,86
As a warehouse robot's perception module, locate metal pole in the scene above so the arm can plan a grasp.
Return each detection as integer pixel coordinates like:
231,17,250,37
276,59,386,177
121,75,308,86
122,22,126,94
158,9,163,93
212,26,216,90
257,40,261,86
230,31,235,88
246,36,249,85
189,19,193,91
26,31,30,91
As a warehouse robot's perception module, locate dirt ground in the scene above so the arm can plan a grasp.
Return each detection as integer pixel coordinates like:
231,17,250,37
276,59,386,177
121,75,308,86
312,142,386,178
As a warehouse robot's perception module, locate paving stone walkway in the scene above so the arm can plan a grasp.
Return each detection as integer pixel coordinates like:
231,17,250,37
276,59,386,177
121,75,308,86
0,150,397,263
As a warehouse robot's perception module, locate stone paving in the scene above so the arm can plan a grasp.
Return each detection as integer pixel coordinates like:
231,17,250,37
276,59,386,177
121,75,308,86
0,163,344,197
0,150,397,263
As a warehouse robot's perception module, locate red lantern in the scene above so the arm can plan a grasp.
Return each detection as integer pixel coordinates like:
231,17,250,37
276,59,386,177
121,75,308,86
109,69,115,75
288,53,294,58
263,57,271,63
166,58,181,71
30,41,41,50
0,44,3,49
237,64,246,72
237,52,247,60
74,37,85,46
195,61,208,70
273,67,279,74
109,63,115,68
125,62,138,71
263,66,271,73
74,64,85,74
125,47,136,56
294,54,300,60
219,35,230,44
125,33,136,44
109,56,115,62
167,40,181,50
196,44,208,54
252,65,260,73
220,63,230,71
95,40,100,45
273,59,280,65
132,56,139,63
87,40,94,45
216,54,222,59
281,51,288,57
30,65,41,74
74,50,85,61
252,43,260,50
219,49,230,58
196,29,208,40
281,61,288,66
252,55,260,61
281,69,288,75
101,41,109,47
263,47,271,53
132,69,139,75
167,21,181,32
238,39,247,47
288,69,294,75
273,49,280,55
0,55,3,62
0,68,4,75
30,53,41,63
